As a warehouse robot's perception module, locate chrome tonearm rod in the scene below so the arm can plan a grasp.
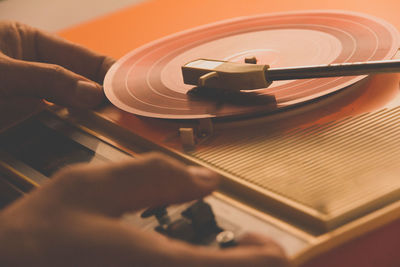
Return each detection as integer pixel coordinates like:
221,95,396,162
181,58,400,91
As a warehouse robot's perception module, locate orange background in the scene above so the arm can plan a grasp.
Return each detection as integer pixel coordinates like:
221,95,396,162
59,0,400,59
58,1,400,266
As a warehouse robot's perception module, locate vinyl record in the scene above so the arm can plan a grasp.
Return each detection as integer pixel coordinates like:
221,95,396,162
104,10,400,119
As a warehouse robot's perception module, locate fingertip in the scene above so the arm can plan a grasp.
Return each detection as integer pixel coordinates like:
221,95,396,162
176,238,291,267
96,56,116,84
237,232,289,266
101,57,116,76
75,80,105,107
188,167,220,190
237,232,279,247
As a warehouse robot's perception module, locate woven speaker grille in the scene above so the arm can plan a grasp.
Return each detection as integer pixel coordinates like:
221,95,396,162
189,107,400,228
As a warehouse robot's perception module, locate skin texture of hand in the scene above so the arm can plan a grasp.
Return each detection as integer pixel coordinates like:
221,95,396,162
0,153,290,267
0,20,114,108
0,21,289,266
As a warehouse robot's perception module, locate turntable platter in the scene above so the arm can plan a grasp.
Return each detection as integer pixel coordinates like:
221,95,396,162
104,10,399,119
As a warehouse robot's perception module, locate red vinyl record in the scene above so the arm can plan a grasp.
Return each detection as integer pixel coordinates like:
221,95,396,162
104,10,400,119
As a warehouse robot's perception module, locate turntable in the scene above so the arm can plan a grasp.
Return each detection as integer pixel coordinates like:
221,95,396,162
1,6,400,267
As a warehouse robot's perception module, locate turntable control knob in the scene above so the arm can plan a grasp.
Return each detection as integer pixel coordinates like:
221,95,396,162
216,230,236,248
179,127,196,149
181,200,221,235
164,218,196,242
245,56,257,64
141,205,170,225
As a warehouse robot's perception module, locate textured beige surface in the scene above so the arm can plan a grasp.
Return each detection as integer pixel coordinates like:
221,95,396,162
189,106,400,228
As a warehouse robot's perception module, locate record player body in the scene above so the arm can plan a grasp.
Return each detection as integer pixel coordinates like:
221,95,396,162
58,69,400,265
2,1,400,266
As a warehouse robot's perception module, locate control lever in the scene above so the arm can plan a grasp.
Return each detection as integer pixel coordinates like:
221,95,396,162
181,199,222,237
141,200,223,244
141,205,170,226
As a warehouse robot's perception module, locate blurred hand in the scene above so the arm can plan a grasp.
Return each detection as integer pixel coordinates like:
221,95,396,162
0,153,289,267
0,21,289,267
0,20,114,108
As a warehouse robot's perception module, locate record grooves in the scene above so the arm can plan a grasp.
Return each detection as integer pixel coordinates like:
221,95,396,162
104,10,400,119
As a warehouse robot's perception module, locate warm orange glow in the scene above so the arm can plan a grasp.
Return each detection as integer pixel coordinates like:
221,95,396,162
59,0,400,59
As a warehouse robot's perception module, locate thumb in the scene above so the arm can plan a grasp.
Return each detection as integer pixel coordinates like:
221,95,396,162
0,57,105,108
48,153,220,216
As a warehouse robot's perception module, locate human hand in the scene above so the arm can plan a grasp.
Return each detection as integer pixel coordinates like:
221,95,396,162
0,21,114,108
0,153,289,267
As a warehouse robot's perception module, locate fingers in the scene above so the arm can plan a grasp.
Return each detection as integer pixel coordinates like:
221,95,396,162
0,21,115,107
0,57,105,108
102,225,290,267
2,21,115,84
33,29,115,84
66,217,289,267
170,233,290,267
50,153,220,216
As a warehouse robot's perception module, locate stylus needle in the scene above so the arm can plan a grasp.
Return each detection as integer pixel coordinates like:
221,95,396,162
181,58,400,91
